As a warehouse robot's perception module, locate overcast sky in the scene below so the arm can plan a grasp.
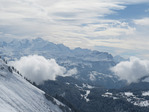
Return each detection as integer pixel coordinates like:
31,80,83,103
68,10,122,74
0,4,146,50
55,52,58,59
0,0,149,58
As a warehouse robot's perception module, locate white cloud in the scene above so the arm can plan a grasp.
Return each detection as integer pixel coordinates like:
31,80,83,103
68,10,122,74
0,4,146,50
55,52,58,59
0,0,132,39
134,18,149,26
9,55,77,85
111,57,149,84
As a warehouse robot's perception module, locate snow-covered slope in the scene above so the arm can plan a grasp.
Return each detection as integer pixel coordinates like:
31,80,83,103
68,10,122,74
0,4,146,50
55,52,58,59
0,58,70,112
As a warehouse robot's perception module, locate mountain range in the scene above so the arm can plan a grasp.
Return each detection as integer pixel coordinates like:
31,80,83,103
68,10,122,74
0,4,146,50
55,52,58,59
0,37,126,88
0,37,149,112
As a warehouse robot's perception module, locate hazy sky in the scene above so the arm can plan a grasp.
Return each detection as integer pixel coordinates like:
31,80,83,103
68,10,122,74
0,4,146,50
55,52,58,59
0,0,149,58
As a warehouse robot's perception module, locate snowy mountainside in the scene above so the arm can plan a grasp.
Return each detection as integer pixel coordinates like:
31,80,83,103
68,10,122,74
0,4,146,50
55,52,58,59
0,58,71,112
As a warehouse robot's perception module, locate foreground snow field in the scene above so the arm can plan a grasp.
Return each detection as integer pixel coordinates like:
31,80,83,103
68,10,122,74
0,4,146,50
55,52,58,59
0,59,67,112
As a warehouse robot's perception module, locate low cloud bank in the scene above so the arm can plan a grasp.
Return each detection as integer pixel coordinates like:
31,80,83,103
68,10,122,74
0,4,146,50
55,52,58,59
9,55,77,85
111,57,149,84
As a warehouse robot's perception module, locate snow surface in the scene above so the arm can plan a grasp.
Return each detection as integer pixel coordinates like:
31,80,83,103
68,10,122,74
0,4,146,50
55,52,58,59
80,90,90,102
0,59,64,112
84,90,90,102
124,92,134,97
82,83,94,89
134,101,149,107
142,91,149,96
102,91,149,107
105,92,113,95
102,92,113,98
